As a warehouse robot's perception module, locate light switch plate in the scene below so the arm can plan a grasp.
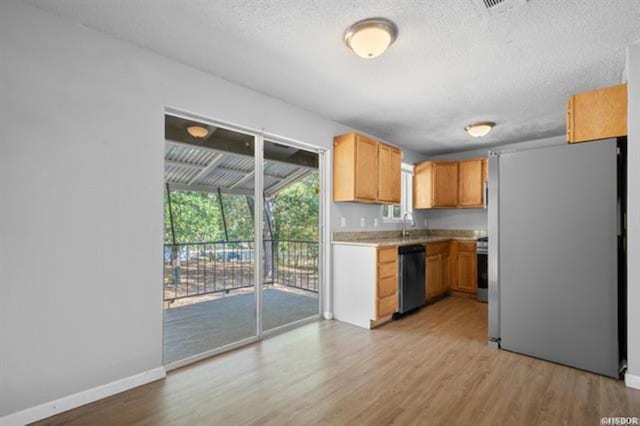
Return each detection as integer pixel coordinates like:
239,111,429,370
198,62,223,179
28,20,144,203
340,217,346,227
374,218,379,227
360,217,366,227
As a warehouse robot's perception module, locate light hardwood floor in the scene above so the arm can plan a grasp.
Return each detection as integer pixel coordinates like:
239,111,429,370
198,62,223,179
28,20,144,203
36,297,640,425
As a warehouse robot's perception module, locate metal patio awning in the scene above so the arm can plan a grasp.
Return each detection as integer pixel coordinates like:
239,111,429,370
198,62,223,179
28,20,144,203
164,140,315,197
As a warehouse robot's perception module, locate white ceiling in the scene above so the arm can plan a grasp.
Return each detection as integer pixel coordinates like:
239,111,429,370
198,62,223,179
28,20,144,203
26,0,640,154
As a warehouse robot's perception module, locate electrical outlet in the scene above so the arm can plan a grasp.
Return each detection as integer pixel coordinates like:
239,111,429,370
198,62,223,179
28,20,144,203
374,218,379,227
340,217,346,227
360,217,366,227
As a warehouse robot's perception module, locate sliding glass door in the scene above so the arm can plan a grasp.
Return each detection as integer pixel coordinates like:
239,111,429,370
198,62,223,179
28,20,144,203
261,140,321,333
163,114,257,366
163,113,322,367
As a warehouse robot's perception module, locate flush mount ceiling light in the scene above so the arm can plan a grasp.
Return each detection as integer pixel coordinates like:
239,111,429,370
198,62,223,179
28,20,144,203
187,125,209,139
465,122,496,138
344,18,398,59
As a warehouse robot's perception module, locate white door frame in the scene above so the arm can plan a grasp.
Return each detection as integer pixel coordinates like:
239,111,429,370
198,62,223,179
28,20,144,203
163,107,328,370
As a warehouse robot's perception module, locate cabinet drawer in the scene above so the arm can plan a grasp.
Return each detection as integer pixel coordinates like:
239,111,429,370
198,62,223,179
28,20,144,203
378,247,397,263
456,241,476,252
377,294,397,318
378,261,397,279
427,241,450,256
378,275,397,298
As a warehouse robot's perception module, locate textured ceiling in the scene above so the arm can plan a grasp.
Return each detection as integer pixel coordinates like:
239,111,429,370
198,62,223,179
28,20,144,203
26,0,640,154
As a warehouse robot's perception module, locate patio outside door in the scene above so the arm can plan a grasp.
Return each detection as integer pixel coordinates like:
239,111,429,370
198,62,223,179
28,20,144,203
163,113,323,369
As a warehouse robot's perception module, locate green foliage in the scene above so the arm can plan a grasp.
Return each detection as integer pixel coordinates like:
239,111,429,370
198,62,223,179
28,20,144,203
164,191,226,243
272,172,319,242
164,171,319,244
220,194,254,241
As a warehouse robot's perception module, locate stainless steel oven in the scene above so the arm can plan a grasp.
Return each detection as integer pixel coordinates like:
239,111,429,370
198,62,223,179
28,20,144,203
477,237,488,302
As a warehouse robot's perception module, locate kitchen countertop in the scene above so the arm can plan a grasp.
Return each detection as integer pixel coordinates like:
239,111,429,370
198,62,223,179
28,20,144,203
331,235,478,248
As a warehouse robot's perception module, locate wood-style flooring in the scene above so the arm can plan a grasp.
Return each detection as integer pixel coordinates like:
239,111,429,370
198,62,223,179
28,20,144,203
35,297,640,425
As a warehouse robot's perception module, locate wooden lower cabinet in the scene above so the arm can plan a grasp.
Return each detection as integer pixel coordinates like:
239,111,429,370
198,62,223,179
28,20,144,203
425,241,451,301
451,241,477,294
427,240,477,300
376,247,398,319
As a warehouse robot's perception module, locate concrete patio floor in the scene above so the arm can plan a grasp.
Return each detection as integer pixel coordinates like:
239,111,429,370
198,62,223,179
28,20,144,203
163,288,318,364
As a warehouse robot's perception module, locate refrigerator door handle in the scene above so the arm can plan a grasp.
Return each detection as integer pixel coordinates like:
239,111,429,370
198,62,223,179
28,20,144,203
483,181,488,209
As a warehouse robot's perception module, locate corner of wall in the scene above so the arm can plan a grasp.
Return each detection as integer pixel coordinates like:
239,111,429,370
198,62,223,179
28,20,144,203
625,41,640,385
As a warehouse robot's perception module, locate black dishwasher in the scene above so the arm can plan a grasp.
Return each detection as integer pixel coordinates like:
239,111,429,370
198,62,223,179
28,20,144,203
397,244,426,315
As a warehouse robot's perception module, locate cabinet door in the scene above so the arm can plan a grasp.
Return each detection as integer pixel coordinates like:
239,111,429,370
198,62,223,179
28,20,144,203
413,162,433,209
441,253,450,293
567,83,627,143
426,254,442,300
458,159,484,207
482,158,488,184
332,134,356,202
354,135,378,201
433,162,458,207
378,144,401,203
455,243,477,293
389,148,401,203
378,295,397,319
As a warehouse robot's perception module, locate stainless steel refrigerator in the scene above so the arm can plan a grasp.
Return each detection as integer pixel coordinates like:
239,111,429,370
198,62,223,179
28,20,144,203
488,139,625,378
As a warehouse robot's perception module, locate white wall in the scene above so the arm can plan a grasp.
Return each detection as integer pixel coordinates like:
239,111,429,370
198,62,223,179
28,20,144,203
0,0,427,419
421,136,566,230
626,42,640,386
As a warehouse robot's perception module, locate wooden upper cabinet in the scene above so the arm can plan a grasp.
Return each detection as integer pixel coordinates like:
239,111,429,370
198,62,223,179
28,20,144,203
432,162,459,207
354,135,378,201
482,158,488,183
413,161,459,209
414,158,487,209
378,143,401,204
413,162,433,209
458,158,484,208
333,132,401,204
567,83,627,143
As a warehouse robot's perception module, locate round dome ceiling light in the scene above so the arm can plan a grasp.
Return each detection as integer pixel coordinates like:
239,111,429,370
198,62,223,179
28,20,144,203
187,125,209,139
344,18,398,59
465,122,496,138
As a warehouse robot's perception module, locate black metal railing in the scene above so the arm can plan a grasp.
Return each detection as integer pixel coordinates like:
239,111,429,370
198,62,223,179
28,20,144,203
163,239,318,302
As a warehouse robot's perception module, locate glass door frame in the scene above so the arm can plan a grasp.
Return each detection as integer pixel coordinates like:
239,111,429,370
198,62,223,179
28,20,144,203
260,135,326,339
163,107,327,370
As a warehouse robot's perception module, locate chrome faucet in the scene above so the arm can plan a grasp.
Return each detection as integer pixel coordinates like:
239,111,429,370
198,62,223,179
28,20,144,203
402,211,415,239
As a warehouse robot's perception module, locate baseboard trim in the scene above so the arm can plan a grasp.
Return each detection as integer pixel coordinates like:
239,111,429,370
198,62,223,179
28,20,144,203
0,367,166,426
626,372,640,390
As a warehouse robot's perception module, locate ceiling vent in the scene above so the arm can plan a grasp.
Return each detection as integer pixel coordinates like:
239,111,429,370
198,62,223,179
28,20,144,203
478,0,528,14
483,0,506,8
